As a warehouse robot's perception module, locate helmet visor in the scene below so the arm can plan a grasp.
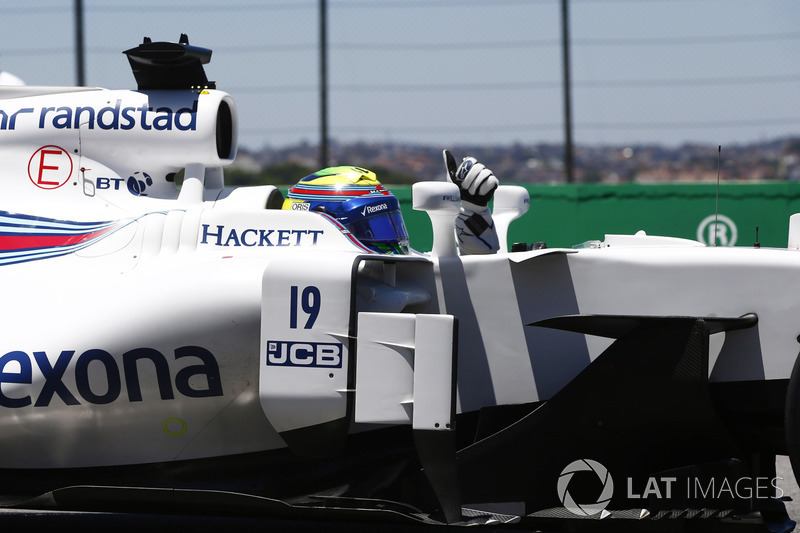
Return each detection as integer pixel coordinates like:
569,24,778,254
346,209,409,254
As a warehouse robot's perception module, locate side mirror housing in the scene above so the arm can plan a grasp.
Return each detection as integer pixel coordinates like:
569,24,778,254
492,186,530,253
413,182,461,258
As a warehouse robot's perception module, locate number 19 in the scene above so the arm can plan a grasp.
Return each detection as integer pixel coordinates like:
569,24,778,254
290,285,321,329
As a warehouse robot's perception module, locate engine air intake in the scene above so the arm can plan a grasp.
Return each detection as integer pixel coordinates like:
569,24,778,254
124,34,215,91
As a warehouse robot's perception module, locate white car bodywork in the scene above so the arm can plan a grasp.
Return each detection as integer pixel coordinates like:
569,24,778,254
1,36,799,528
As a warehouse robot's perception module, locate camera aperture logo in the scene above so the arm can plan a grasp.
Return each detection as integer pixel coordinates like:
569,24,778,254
557,459,614,516
557,459,785,517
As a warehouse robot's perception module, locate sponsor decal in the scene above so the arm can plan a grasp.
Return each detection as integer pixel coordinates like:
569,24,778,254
95,171,153,195
201,224,323,247
0,346,222,408
361,203,388,216
1,100,197,132
697,214,738,246
96,177,126,191
266,341,342,368
127,172,153,196
0,107,34,130
456,159,474,180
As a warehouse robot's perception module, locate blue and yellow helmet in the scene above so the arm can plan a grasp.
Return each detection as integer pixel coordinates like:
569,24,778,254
283,166,410,254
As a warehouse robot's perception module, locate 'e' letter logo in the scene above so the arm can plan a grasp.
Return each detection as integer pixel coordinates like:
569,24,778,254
28,145,73,190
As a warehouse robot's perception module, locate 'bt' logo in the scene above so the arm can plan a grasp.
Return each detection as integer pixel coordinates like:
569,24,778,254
96,171,153,196
127,172,153,196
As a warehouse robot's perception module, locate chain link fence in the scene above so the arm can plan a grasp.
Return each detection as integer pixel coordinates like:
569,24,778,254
2,0,799,182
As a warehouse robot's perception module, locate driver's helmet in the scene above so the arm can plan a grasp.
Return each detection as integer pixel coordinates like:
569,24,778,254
282,166,410,254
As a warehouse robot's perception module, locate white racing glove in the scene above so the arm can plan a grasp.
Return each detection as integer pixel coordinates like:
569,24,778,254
443,150,500,255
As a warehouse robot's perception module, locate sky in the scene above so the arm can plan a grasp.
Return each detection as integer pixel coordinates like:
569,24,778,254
1,0,799,152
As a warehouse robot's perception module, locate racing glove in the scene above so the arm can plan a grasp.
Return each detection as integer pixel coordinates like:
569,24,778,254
443,150,500,255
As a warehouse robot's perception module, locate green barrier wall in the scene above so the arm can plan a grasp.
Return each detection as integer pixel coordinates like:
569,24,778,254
391,183,800,252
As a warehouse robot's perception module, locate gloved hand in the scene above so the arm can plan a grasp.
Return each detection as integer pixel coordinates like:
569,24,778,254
454,208,499,254
443,150,499,211
443,150,499,254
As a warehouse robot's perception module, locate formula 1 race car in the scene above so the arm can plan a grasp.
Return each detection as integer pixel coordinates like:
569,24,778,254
1,35,800,532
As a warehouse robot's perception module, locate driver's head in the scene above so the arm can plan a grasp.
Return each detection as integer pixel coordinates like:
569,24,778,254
282,166,410,254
